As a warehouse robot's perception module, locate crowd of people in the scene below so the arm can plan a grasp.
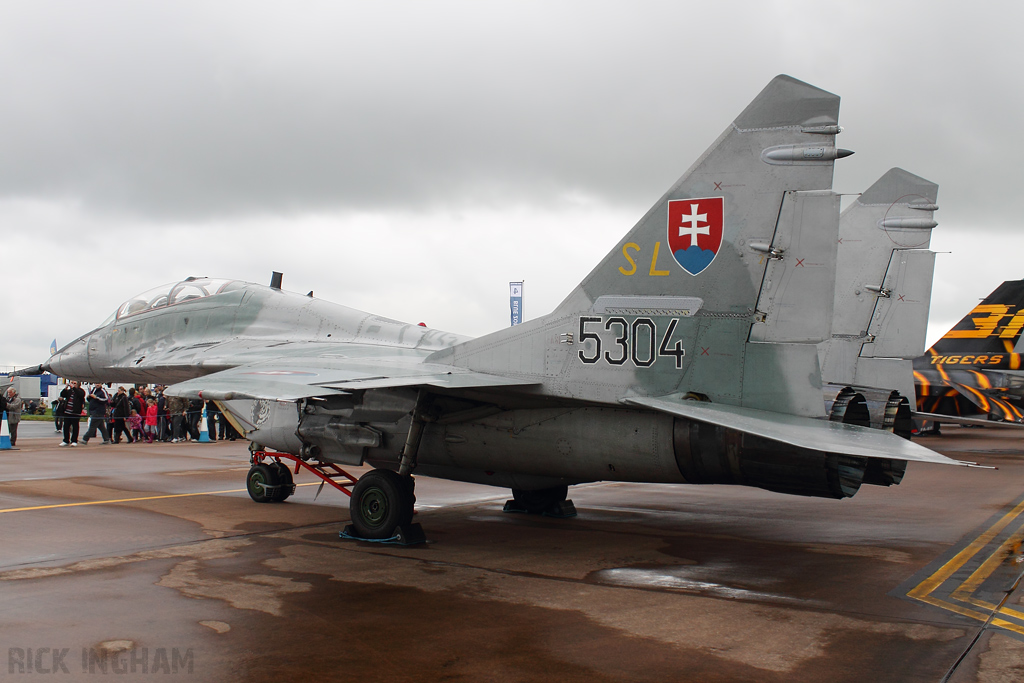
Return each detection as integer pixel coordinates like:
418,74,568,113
53,382,241,447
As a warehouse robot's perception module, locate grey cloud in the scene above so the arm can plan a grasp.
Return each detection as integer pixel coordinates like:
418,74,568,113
4,0,1024,368
0,1,1022,229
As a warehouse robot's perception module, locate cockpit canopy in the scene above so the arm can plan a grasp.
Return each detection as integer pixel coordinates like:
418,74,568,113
102,277,246,326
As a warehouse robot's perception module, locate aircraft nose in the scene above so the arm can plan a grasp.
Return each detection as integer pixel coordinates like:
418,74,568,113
45,337,93,379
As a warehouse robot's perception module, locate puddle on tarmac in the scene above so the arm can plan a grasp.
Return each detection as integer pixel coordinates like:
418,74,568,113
591,566,827,607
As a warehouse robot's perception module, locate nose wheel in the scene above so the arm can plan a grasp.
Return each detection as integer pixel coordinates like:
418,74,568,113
246,463,295,503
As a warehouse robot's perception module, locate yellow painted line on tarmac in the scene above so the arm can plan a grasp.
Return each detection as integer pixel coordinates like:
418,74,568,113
0,482,321,515
908,498,1024,599
911,593,991,622
951,524,1024,602
993,618,1024,635
906,495,1024,637
910,593,1024,638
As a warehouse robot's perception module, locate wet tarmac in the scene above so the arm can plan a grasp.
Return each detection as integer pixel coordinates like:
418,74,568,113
2,424,1024,682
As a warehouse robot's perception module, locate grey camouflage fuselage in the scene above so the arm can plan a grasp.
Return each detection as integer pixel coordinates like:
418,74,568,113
38,75,967,502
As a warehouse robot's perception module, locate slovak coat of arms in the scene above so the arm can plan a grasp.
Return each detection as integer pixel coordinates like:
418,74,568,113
667,197,724,276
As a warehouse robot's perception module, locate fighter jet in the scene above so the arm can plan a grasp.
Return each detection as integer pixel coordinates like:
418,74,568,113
914,280,1024,430
32,75,968,540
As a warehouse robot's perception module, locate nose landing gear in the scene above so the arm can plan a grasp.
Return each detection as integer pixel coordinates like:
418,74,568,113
247,449,425,544
245,462,296,503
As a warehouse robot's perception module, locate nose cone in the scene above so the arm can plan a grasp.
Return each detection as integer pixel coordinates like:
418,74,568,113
45,337,94,380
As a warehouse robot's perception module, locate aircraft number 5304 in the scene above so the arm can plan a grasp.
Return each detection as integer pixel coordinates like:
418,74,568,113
578,316,686,368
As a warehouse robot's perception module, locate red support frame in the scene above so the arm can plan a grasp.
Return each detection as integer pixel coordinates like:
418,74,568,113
250,450,360,498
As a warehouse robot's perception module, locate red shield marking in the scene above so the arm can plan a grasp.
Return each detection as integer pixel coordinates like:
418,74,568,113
667,197,724,276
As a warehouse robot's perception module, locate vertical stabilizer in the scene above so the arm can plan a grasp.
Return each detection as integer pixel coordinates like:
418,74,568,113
552,74,844,318
439,76,851,417
926,280,1024,366
915,280,1024,422
821,168,939,398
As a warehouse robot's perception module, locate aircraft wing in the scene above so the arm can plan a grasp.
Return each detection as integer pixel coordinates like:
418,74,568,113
623,395,971,466
164,357,538,401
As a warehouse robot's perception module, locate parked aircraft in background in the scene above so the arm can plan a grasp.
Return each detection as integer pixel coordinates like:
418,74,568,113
26,75,968,540
914,280,1024,431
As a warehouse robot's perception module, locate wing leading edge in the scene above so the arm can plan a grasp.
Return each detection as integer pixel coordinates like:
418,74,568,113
164,359,538,401
624,395,971,467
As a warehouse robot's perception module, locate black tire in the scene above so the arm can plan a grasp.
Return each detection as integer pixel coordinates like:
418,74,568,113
246,464,279,503
512,486,568,514
349,469,415,539
270,462,294,502
402,474,417,509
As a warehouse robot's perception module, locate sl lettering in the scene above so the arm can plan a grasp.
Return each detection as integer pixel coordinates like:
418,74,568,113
618,242,670,277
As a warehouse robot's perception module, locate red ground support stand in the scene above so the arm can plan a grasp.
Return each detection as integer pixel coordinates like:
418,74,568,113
250,450,360,498
250,449,427,545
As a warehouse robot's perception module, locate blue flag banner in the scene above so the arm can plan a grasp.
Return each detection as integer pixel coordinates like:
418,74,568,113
510,282,523,326
49,339,57,356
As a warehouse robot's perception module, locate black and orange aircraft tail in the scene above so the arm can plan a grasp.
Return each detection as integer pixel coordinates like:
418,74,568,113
914,280,1024,427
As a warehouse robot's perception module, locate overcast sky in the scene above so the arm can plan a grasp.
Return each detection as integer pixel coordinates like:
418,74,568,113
3,1,1023,368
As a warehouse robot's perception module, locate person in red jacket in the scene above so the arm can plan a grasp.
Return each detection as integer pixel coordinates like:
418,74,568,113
144,398,159,443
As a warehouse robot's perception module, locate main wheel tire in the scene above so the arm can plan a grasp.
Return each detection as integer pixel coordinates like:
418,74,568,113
511,485,568,514
246,464,279,503
270,462,294,502
349,469,415,539
402,474,417,510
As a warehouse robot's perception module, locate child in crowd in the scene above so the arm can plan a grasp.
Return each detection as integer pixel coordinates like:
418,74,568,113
127,409,143,443
144,399,159,443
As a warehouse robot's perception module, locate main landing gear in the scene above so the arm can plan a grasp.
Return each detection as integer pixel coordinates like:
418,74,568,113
340,389,430,543
349,469,419,540
247,448,425,544
503,485,578,518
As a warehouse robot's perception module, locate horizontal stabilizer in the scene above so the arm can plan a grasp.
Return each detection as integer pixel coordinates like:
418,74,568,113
940,378,1023,422
624,395,970,466
913,411,1024,429
165,359,538,401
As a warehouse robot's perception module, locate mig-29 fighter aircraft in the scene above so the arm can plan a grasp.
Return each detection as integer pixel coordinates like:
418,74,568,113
32,75,969,540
